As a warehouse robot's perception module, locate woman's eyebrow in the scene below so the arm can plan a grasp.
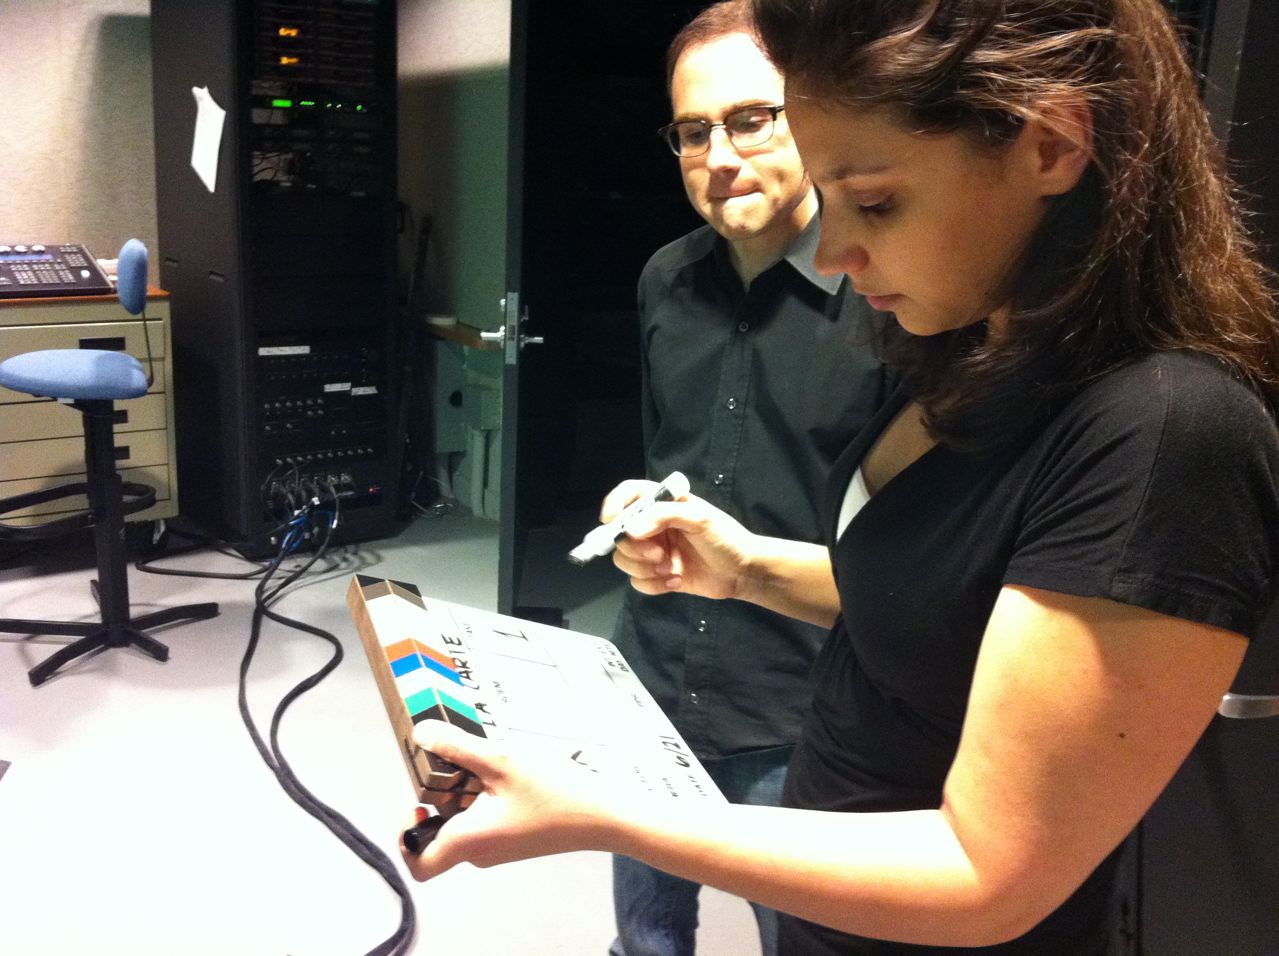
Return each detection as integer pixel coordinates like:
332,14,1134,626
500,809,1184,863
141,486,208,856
825,161,895,180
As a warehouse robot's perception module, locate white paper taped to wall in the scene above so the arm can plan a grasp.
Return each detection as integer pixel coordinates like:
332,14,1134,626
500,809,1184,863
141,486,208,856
190,86,226,193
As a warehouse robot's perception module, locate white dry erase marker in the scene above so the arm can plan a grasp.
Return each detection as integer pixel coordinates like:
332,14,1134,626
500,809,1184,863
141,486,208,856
568,471,691,566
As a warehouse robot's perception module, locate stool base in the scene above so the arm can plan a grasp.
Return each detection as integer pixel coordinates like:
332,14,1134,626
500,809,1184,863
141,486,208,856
1,585,220,686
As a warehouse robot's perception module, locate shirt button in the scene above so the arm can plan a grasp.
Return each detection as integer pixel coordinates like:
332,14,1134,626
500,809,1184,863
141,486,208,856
712,473,725,486
738,320,750,333
725,397,737,410
695,619,707,632
689,692,700,705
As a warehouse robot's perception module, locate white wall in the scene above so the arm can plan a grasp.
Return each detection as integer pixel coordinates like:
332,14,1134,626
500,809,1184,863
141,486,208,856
0,0,157,262
399,0,510,77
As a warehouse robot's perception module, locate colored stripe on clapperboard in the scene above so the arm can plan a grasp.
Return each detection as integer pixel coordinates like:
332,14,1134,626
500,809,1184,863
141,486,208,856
383,635,486,738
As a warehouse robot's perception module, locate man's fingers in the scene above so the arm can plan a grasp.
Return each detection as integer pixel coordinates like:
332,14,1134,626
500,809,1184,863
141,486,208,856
599,479,656,522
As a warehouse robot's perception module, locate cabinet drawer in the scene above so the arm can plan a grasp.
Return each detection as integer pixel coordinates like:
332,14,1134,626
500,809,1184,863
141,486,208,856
0,428,168,482
0,463,172,525
0,319,166,363
0,297,169,329
0,391,167,443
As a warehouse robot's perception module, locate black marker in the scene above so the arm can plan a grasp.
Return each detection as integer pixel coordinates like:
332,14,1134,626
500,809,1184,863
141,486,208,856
402,813,446,854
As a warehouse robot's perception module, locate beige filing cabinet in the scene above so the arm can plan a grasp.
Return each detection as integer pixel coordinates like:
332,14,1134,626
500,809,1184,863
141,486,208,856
0,290,179,526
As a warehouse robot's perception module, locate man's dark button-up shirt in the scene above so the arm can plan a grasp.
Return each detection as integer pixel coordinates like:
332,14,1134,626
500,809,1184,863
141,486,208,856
612,214,894,759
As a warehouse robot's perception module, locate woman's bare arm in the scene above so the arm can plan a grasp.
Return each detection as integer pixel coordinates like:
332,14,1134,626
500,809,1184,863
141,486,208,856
405,586,1244,947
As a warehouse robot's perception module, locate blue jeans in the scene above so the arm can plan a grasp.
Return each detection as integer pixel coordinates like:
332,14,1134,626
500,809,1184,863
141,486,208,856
609,746,792,956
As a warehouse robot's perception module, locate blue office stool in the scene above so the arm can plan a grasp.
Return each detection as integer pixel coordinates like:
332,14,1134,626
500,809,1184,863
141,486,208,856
0,239,219,686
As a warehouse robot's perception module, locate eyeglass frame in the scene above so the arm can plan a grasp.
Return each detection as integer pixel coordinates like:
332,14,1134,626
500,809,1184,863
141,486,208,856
658,105,786,158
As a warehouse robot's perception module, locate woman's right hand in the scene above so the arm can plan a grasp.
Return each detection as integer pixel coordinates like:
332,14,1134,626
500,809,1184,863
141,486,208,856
599,480,756,600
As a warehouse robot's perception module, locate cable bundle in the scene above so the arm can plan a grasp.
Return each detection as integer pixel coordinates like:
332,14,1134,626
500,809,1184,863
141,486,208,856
139,487,418,954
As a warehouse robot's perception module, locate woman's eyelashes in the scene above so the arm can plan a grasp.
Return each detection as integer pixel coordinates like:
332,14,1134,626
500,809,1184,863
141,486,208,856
814,183,896,219
856,195,895,217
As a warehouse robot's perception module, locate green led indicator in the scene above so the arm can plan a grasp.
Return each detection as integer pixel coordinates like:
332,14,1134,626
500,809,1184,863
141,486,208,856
271,98,293,108
300,99,316,107
356,104,365,112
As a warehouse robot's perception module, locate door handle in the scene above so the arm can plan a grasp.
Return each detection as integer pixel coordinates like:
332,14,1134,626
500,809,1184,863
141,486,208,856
514,303,543,350
477,325,544,348
1218,693,1279,720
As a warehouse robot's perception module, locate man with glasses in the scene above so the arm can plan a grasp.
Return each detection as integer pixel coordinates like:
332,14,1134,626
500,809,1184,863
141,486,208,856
606,3,893,955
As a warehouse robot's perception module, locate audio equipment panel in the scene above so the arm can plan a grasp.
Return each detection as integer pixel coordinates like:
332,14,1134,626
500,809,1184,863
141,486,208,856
257,333,391,519
250,1,387,196
0,244,113,299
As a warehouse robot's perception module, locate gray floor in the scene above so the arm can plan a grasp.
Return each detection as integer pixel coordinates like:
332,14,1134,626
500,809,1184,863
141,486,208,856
0,510,761,955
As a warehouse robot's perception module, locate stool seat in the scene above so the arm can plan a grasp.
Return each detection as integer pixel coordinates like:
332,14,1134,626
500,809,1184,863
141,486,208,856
0,349,148,401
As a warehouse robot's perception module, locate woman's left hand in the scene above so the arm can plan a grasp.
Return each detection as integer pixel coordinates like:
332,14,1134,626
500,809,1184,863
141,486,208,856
400,719,624,881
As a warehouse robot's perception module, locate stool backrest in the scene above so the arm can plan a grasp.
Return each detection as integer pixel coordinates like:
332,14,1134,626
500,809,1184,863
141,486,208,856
117,239,148,316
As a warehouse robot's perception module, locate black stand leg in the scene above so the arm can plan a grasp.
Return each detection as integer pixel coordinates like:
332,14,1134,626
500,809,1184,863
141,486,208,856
27,628,115,687
0,619,99,637
131,603,221,631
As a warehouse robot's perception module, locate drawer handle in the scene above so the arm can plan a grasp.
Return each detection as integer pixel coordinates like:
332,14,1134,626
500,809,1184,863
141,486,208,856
79,336,127,351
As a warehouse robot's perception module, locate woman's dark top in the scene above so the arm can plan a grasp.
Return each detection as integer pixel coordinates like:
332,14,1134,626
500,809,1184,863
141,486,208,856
779,351,1279,955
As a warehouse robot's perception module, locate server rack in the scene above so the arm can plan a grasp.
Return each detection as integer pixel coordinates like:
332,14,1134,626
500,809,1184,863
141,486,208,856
150,0,401,555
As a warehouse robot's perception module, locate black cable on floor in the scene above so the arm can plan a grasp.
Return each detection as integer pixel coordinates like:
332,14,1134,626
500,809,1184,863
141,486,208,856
235,509,416,955
134,518,296,580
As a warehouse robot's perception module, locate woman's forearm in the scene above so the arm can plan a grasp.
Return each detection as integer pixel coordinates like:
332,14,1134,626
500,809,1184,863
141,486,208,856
736,536,841,627
602,799,1027,949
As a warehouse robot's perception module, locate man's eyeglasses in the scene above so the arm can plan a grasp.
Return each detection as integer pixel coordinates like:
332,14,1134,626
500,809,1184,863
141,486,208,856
659,105,786,158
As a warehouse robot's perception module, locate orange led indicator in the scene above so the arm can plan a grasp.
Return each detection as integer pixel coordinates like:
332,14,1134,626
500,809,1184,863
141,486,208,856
279,55,300,66
278,26,300,37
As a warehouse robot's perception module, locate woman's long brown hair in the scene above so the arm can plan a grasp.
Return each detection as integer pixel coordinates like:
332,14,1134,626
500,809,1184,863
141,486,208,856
754,0,1279,453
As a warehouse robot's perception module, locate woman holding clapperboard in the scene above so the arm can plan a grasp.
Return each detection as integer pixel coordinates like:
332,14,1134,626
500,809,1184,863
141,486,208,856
400,2,1279,953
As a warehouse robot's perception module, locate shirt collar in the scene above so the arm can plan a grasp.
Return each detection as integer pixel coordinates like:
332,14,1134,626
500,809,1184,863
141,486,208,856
704,211,844,297
781,211,844,295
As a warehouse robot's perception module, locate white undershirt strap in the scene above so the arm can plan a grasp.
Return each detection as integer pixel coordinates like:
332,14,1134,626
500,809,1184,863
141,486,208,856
836,465,871,541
